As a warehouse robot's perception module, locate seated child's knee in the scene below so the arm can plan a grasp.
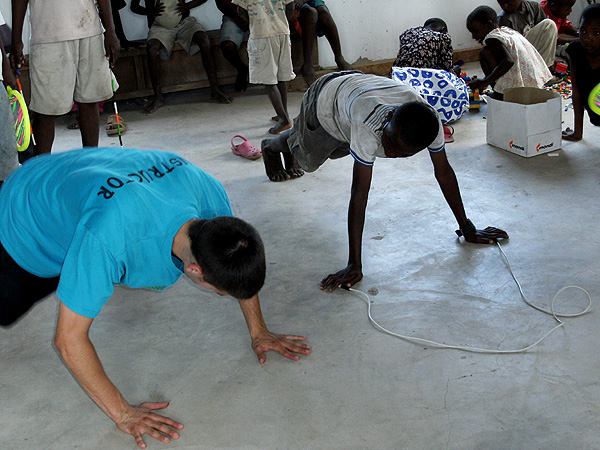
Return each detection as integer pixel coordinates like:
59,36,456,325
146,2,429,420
300,6,318,25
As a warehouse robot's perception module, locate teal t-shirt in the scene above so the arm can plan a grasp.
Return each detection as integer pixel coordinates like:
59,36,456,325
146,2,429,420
0,148,233,318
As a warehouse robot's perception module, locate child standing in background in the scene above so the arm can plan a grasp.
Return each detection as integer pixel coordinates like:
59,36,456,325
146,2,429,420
467,6,551,99
563,4,600,141
234,0,296,134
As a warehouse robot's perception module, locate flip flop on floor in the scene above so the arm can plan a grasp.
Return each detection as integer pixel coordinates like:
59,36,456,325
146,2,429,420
231,135,262,160
106,114,127,136
443,125,454,143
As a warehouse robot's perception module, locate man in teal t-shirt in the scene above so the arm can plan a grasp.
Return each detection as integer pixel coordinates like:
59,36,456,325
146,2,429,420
0,148,311,448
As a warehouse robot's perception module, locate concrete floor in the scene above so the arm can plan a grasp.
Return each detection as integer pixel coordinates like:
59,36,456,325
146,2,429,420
1,67,599,450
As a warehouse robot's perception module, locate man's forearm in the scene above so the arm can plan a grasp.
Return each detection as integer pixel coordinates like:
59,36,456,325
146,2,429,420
238,294,268,340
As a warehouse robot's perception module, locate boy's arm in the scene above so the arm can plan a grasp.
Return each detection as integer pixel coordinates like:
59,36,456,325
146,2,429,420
130,0,148,16
237,294,311,364
97,0,121,67
321,161,372,291
469,38,514,91
177,0,208,17
429,149,508,243
10,0,28,70
215,0,248,31
237,5,249,25
54,302,183,450
285,1,294,21
563,53,584,140
1,33,17,88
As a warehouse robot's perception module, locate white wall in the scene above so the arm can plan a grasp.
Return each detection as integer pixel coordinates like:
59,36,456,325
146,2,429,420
0,0,590,66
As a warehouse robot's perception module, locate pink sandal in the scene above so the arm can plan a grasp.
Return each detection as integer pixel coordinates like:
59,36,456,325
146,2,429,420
231,135,262,160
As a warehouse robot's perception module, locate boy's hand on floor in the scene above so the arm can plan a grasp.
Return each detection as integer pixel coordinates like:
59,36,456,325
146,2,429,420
463,226,509,244
321,264,363,292
115,402,184,450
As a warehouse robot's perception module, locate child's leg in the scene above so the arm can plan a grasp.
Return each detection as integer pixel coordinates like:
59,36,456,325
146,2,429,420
524,18,558,67
265,82,291,134
146,38,166,113
32,113,56,155
261,129,304,181
219,16,249,92
78,102,100,147
298,5,319,86
192,30,232,104
315,5,352,71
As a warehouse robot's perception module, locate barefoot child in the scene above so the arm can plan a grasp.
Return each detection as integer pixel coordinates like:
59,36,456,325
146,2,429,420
261,71,508,290
392,18,455,73
563,4,600,141
291,0,352,86
466,6,551,99
130,0,232,113
234,0,296,134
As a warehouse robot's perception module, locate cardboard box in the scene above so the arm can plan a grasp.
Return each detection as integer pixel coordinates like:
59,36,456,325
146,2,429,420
486,87,562,157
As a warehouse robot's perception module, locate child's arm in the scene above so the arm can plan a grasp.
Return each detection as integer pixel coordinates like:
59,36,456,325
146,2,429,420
97,0,121,67
176,0,208,17
10,0,29,70
429,150,509,243
237,5,249,26
130,0,148,16
1,34,17,89
320,161,372,291
469,38,514,91
563,53,584,141
286,1,294,21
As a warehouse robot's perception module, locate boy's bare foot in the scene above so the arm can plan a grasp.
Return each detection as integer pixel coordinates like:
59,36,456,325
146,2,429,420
262,139,290,182
268,118,292,135
283,152,304,179
235,69,249,92
144,95,165,114
300,63,317,86
211,89,233,104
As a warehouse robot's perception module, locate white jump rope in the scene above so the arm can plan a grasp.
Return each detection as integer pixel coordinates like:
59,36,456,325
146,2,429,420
342,241,592,354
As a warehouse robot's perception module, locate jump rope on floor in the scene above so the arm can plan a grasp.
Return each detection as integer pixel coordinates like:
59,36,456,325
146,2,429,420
341,241,592,354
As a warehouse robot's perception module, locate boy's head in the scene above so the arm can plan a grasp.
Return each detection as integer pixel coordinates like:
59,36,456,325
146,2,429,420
467,6,498,43
547,0,576,19
424,18,448,33
580,4,600,55
382,102,440,158
497,0,523,14
188,216,266,300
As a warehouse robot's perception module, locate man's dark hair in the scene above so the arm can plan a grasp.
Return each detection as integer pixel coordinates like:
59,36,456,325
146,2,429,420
390,101,440,151
467,6,498,25
188,216,266,300
581,3,600,24
424,18,448,33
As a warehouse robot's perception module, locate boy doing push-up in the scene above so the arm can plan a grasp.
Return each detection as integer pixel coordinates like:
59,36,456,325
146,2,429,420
261,71,509,291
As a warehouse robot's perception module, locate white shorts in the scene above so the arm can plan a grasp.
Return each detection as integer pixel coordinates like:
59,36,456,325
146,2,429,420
148,16,205,60
29,34,116,115
248,34,295,85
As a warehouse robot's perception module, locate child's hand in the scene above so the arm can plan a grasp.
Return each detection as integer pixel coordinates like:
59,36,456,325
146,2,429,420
562,127,582,141
468,77,487,91
176,0,189,16
9,39,25,71
154,0,166,17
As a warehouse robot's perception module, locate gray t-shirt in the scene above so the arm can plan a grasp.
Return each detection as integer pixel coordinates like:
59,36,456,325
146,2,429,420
498,0,546,35
316,73,445,167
